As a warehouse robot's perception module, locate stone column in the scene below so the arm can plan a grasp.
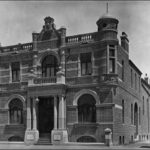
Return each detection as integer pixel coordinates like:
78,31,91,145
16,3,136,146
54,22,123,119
33,97,37,130
26,97,31,130
54,96,58,130
59,95,65,129
32,97,39,142
24,97,32,144
51,95,68,144
24,97,39,145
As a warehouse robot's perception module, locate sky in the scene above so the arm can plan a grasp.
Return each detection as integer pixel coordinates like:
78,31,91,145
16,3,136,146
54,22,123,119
0,1,149,78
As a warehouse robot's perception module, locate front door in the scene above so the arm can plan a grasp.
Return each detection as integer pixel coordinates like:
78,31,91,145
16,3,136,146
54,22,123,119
38,97,54,134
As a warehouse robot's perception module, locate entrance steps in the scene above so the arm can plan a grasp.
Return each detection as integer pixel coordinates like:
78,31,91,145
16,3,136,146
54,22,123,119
36,133,51,145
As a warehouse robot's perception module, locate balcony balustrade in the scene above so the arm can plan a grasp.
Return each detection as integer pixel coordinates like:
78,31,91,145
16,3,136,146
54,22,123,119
0,42,33,53
66,32,96,44
33,77,57,85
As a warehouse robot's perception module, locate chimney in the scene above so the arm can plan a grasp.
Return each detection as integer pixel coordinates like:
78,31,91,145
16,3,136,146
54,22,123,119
121,32,129,52
144,74,149,84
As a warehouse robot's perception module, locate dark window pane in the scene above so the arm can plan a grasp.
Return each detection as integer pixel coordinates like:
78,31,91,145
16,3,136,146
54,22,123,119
42,55,58,77
80,53,92,75
9,99,23,124
109,49,115,57
78,94,96,123
109,58,115,73
11,62,20,82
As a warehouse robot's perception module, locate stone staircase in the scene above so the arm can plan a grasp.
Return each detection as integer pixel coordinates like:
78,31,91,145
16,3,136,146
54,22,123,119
36,133,51,145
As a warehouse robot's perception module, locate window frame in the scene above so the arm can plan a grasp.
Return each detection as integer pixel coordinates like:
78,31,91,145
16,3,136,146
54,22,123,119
9,99,23,125
108,45,116,74
80,52,92,76
11,62,20,82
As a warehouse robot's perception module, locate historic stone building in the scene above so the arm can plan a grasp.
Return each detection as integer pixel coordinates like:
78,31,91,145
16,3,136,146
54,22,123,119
0,12,150,145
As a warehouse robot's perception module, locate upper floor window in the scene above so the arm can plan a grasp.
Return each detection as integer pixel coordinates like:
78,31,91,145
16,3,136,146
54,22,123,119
80,52,92,76
139,77,141,92
122,60,124,81
139,107,141,125
9,99,23,124
109,45,115,73
122,99,125,123
131,69,133,88
143,96,145,115
42,55,58,77
11,62,20,82
131,103,133,124
135,73,137,90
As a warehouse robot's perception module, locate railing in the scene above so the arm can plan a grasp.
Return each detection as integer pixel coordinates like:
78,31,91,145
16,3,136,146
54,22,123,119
66,32,97,44
33,77,57,84
0,42,33,53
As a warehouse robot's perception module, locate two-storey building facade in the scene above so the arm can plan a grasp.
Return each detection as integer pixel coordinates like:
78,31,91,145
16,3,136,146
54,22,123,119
0,13,150,145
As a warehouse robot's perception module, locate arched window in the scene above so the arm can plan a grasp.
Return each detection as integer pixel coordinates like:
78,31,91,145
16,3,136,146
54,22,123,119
42,55,58,77
78,94,96,123
9,99,23,124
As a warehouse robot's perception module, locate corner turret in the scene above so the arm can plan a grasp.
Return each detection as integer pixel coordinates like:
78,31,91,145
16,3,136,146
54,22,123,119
96,13,119,41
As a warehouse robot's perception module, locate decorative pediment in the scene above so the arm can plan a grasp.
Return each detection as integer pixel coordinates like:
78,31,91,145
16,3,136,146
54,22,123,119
37,17,60,41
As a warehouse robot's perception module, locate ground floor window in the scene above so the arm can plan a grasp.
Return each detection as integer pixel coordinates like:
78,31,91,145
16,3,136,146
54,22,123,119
78,94,96,123
77,136,96,142
9,99,23,124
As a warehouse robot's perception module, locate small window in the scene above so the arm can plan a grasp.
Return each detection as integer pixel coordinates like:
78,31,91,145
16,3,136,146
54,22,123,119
122,100,125,123
131,104,133,124
109,45,115,74
131,69,133,87
135,73,137,90
80,53,92,76
103,23,107,28
139,107,141,125
11,62,20,82
109,58,115,73
109,49,115,57
143,96,145,115
122,60,124,81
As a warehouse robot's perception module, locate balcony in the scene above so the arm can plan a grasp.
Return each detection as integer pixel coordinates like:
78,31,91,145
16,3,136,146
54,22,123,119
33,77,57,84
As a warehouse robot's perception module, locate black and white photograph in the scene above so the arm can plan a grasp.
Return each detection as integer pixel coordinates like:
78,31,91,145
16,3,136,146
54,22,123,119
0,1,150,149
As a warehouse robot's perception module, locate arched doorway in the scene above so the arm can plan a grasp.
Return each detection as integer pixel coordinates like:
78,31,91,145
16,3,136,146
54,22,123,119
134,103,138,137
78,94,96,123
42,55,58,77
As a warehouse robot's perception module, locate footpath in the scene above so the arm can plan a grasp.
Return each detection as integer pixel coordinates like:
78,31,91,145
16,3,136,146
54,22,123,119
0,141,150,150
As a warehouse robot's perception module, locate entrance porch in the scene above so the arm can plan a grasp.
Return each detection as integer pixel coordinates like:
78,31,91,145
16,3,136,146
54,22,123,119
24,84,68,145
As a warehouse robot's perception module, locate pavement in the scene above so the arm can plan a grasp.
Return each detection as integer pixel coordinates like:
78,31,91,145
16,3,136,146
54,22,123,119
0,141,150,150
